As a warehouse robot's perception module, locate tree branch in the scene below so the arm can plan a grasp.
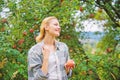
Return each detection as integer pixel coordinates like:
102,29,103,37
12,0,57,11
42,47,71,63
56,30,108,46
96,0,120,28
46,2,60,15
109,3,120,19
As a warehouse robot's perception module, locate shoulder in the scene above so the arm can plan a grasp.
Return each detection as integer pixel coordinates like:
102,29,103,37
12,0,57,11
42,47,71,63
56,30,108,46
28,42,43,55
57,41,69,58
56,41,69,50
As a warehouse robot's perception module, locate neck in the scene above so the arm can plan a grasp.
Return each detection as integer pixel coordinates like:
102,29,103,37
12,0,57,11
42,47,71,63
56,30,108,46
43,33,55,45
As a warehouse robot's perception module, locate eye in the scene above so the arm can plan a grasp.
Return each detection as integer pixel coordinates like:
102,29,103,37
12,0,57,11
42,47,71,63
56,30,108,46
54,24,58,26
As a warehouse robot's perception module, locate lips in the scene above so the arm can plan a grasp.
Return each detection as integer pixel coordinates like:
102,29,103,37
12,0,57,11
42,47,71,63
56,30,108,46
54,29,60,36
55,29,61,32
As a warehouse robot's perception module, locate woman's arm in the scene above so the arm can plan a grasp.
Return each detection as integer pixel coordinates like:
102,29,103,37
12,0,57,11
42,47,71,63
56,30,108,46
41,57,49,75
41,45,50,75
28,48,48,80
64,44,74,77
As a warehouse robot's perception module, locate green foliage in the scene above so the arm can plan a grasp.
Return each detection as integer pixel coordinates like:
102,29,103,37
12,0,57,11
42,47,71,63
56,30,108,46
0,0,120,80
0,31,27,80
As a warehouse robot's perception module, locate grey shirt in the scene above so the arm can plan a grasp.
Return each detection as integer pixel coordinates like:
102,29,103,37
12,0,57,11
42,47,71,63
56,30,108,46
28,40,72,80
48,52,61,80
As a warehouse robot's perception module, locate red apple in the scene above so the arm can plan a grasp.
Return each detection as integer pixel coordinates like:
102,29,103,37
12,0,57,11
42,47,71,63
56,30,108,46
12,44,17,49
29,28,34,33
106,48,112,53
79,6,83,12
89,14,94,18
1,18,7,23
66,60,75,68
23,31,27,36
18,39,24,45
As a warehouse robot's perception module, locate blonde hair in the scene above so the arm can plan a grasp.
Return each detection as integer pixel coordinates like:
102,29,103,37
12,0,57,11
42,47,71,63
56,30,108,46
36,16,57,43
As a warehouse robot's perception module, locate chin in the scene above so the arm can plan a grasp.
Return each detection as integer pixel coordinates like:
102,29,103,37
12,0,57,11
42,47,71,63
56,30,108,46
55,33,60,37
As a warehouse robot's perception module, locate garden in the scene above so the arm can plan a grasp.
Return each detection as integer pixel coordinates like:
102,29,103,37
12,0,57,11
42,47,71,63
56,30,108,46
0,0,120,80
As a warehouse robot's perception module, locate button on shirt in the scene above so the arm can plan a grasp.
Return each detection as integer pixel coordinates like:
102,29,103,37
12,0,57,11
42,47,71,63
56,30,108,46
28,40,72,80
48,52,61,80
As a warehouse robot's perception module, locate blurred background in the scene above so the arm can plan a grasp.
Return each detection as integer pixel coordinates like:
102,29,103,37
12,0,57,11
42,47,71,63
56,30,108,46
0,0,120,80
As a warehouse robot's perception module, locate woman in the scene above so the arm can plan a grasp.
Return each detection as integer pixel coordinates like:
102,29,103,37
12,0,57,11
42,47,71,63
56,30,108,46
28,16,75,80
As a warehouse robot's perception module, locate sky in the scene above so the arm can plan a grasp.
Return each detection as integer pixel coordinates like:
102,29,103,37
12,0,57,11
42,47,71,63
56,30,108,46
0,8,10,18
75,19,105,32
81,20,105,32
74,10,105,32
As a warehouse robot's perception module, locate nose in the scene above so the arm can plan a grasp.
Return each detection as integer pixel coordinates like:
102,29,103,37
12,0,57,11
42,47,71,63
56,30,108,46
56,26,61,32
58,26,61,30
58,25,61,29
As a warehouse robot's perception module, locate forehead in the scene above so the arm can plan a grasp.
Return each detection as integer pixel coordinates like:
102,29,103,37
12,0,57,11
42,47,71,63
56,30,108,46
49,19,59,24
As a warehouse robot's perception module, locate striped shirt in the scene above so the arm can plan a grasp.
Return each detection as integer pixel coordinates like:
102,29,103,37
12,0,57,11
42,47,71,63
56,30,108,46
28,40,72,80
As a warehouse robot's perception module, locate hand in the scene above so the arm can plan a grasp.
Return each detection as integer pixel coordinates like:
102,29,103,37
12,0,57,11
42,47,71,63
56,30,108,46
42,45,50,60
65,60,75,73
41,45,50,74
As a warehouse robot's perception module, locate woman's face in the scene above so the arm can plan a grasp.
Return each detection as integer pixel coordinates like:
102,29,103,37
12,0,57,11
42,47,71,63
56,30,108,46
46,19,61,37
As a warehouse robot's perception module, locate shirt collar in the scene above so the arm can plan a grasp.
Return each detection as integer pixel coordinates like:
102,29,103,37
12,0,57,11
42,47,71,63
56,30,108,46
40,40,60,51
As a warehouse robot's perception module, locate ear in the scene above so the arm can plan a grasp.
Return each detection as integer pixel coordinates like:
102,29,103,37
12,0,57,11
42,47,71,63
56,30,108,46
44,25,49,31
